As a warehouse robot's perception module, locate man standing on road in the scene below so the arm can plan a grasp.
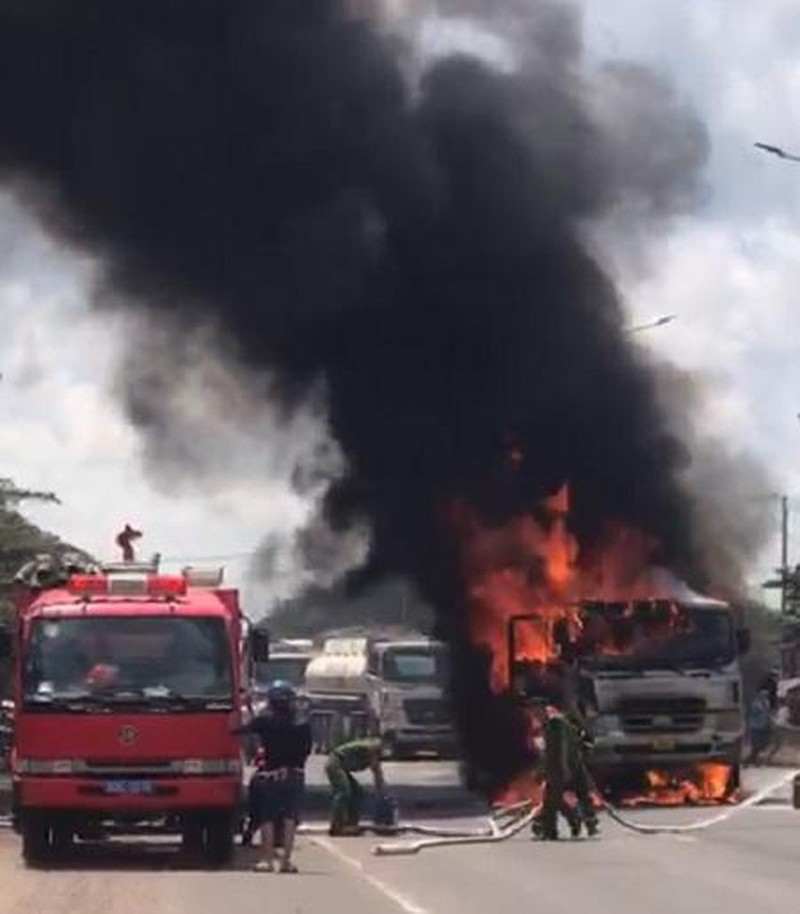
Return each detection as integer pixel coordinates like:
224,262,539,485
325,736,386,836
234,681,311,872
531,701,598,841
746,687,774,766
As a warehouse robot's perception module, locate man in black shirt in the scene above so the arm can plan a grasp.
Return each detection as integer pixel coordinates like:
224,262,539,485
234,681,312,872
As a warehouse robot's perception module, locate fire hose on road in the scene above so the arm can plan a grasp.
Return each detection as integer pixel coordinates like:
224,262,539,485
299,800,536,844
370,771,799,855
372,800,539,856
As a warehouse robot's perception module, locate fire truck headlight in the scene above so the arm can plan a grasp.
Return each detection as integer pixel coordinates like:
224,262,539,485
716,710,742,732
180,758,242,776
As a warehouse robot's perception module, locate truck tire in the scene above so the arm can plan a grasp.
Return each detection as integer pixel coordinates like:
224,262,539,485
21,815,52,867
181,820,205,855
382,734,410,761
51,824,74,856
727,764,741,795
203,814,235,868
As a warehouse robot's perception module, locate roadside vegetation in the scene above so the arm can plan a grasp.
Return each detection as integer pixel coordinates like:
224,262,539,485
0,478,88,692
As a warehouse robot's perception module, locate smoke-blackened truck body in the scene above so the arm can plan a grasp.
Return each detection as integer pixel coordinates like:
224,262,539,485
2,558,269,867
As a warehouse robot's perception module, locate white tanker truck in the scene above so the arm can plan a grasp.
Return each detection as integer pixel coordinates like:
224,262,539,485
304,635,456,759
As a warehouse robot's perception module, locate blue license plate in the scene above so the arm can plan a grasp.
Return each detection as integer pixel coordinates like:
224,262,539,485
103,780,154,796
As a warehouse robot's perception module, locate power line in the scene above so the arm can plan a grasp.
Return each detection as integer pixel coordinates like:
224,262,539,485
159,551,257,563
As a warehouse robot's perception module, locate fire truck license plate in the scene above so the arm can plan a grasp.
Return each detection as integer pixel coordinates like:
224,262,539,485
103,780,154,796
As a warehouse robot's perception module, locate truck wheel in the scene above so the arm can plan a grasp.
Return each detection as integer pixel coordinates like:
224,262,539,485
21,815,52,867
382,734,410,761
51,824,73,856
203,815,235,868
727,764,741,795
181,821,205,855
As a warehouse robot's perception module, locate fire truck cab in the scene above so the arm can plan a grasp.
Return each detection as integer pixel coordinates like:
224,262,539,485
1,556,269,867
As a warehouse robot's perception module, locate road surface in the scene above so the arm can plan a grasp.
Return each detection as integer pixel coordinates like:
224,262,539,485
1,765,797,914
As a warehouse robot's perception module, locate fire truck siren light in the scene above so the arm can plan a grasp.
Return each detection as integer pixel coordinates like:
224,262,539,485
67,573,187,599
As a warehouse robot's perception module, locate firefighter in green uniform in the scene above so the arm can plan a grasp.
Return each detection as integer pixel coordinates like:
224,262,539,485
532,701,599,840
325,736,386,836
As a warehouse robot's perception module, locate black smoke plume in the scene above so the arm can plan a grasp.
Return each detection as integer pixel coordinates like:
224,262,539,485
0,0,746,792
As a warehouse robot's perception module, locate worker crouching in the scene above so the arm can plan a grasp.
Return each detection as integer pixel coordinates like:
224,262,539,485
326,737,386,836
531,701,598,841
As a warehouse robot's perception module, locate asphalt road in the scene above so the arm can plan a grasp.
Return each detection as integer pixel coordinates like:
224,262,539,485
1,765,798,914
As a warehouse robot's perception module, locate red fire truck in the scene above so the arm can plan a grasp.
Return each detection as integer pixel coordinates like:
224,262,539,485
0,557,269,867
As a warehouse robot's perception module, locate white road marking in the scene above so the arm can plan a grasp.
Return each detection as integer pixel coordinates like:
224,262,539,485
315,837,431,914
749,805,796,812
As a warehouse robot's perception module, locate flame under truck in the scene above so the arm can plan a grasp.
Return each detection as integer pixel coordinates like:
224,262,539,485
0,557,269,867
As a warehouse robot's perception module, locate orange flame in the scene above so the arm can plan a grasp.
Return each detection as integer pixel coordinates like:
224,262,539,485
619,763,737,807
451,481,735,808
452,483,666,691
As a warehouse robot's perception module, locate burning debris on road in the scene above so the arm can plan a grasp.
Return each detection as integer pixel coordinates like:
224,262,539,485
0,1,768,803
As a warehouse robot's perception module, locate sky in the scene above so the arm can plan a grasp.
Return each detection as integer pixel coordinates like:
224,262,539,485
1,0,799,613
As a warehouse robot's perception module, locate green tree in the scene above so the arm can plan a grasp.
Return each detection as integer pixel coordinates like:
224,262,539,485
0,478,88,624
0,479,92,695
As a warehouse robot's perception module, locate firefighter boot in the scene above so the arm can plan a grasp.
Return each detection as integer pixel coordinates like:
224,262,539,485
531,817,558,841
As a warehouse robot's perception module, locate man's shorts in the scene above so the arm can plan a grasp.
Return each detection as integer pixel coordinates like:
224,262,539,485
251,769,305,826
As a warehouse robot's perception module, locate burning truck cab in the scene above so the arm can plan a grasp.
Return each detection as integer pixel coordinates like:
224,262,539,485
509,579,749,801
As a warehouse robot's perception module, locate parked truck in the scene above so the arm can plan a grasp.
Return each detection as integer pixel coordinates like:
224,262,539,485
304,635,455,758
508,571,749,797
0,555,269,866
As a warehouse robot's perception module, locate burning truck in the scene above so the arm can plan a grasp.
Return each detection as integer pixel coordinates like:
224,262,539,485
456,486,750,805
0,0,769,816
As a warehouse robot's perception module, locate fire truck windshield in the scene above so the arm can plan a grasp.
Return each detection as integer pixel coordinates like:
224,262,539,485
577,601,736,670
22,615,234,710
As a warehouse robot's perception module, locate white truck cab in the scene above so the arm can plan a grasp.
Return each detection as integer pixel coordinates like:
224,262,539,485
509,571,749,796
305,636,455,758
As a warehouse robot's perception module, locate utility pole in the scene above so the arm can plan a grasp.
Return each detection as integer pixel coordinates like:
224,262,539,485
781,495,789,615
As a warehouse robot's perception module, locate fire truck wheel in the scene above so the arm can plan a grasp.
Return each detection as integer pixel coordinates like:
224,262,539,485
181,821,205,855
203,814,235,868
21,815,52,866
51,824,73,855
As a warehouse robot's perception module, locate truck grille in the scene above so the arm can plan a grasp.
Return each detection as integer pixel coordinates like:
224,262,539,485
617,697,706,734
403,699,449,725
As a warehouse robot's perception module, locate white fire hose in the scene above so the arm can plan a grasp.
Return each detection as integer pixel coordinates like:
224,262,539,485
370,770,799,855
299,800,534,844
373,801,539,856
